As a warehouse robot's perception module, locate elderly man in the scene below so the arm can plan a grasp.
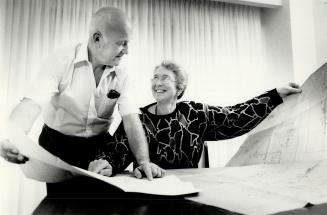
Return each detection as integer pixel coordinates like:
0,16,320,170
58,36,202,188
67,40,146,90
0,7,164,182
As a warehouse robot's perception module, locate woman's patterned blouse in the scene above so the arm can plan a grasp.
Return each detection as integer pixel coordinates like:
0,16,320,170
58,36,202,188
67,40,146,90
95,89,283,172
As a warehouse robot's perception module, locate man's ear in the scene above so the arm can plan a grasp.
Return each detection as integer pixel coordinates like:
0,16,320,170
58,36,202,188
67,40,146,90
92,32,102,45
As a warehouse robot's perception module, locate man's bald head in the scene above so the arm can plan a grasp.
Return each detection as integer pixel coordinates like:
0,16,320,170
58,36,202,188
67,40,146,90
88,7,132,68
89,7,131,38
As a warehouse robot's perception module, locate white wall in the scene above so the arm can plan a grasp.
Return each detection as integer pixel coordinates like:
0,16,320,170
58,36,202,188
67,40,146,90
261,0,294,88
313,0,327,67
289,0,318,83
260,0,327,85
279,0,327,84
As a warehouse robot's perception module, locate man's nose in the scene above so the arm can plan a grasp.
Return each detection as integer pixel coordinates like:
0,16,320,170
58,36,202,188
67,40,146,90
122,45,128,55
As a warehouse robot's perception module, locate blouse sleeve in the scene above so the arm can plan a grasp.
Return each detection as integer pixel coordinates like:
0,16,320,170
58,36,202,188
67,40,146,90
95,123,134,174
203,89,283,141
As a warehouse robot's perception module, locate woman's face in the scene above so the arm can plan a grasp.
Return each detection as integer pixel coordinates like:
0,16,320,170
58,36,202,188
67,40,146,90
151,66,178,103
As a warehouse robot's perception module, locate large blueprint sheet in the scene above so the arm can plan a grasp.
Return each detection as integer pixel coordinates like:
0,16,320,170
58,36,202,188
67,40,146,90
8,126,199,196
176,160,327,215
228,63,327,166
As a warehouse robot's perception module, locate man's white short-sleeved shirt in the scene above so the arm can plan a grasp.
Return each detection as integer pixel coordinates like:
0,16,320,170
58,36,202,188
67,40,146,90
25,43,138,137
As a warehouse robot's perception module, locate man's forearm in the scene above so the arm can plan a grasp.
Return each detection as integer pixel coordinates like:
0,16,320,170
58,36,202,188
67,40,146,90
122,114,150,164
9,98,41,134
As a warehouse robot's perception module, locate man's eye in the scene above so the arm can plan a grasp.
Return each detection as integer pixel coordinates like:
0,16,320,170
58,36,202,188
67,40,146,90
117,41,127,46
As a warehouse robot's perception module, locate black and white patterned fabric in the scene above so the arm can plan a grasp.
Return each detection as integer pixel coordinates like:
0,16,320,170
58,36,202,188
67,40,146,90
96,89,283,172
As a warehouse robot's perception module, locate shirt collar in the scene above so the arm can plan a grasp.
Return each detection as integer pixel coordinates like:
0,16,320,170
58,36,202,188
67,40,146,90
102,66,128,82
73,42,89,64
103,66,116,78
114,66,127,82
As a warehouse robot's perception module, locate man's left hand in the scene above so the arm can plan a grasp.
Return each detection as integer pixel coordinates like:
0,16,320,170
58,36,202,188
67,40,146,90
133,161,166,180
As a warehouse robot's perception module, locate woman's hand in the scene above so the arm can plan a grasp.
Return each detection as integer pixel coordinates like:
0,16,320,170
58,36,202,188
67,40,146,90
277,82,302,98
88,159,113,176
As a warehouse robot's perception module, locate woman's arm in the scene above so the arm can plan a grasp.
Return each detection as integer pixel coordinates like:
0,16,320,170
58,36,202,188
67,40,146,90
203,82,301,141
91,123,134,175
203,89,283,141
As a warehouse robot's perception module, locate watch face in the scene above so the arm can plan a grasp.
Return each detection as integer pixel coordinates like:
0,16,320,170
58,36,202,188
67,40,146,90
107,89,120,99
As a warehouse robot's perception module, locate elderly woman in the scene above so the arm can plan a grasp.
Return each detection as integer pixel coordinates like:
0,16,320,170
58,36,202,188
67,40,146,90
88,61,301,178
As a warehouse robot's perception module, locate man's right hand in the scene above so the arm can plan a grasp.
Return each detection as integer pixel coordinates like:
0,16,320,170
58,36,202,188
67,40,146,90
0,139,29,164
133,161,166,180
